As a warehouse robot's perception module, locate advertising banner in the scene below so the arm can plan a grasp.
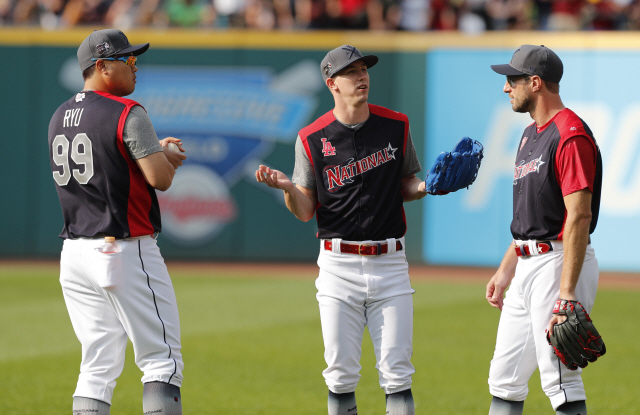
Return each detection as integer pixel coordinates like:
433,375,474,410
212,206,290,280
130,64,320,245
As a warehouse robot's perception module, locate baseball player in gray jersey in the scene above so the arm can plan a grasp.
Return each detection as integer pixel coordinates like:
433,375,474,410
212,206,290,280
256,45,427,415
49,29,186,415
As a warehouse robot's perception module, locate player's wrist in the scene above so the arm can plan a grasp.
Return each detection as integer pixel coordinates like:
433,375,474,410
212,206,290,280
558,291,577,301
281,183,296,193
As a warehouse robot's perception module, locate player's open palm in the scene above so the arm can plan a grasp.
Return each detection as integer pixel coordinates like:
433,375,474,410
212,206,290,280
256,165,294,191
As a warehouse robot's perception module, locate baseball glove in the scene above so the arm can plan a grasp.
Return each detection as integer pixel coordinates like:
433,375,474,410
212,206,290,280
547,299,606,370
424,137,484,195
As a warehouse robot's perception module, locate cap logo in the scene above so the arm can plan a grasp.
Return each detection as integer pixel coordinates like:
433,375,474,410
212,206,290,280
323,62,333,77
342,45,362,60
96,42,110,55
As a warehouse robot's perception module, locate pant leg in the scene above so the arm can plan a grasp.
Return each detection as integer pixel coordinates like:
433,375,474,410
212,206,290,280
367,293,414,394
530,246,599,410
60,239,128,405
488,268,539,401
104,238,183,387
316,266,367,394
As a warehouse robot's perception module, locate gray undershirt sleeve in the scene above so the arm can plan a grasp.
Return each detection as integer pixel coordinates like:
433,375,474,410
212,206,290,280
292,135,316,190
123,105,162,160
403,128,422,178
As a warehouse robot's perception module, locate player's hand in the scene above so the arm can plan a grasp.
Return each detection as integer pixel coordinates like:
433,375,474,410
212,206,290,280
255,165,294,191
416,180,427,197
159,137,185,152
486,272,511,310
546,314,568,337
401,175,427,201
160,137,187,170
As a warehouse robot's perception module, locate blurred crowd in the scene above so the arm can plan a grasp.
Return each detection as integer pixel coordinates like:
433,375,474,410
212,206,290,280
2,0,640,32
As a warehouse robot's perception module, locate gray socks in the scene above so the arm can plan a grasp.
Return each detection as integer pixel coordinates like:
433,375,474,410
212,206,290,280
142,381,182,415
328,391,357,415
386,389,415,415
489,396,524,415
73,397,110,415
556,400,587,415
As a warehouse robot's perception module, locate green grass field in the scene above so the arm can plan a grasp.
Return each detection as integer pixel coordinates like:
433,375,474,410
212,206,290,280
1,262,638,414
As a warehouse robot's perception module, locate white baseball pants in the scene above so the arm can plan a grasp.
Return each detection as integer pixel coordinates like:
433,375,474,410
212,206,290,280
488,241,599,410
60,236,183,405
316,237,415,395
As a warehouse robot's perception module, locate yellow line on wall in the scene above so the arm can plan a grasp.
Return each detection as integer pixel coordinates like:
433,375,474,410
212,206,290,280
2,27,640,51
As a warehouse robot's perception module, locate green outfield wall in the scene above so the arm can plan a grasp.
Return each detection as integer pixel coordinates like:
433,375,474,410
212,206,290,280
1,28,636,265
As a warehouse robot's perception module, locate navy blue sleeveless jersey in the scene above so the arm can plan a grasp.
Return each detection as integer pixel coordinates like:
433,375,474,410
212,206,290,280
48,91,161,239
511,108,602,241
300,104,409,241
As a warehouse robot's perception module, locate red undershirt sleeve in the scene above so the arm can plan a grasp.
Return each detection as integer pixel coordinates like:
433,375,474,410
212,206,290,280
555,135,597,197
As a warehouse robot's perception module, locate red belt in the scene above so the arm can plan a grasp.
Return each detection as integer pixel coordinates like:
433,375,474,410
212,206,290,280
515,241,554,257
323,240,403,256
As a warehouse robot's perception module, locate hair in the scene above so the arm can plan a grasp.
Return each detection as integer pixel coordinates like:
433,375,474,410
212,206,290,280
82,65,96,81
544,80,560,94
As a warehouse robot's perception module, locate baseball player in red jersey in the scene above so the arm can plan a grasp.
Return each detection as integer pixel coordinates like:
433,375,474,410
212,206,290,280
255,45,427,415
48,29,186,415
485,45,603,415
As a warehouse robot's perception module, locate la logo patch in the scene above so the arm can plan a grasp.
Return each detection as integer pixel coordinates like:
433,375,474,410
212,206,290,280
321,138,336,156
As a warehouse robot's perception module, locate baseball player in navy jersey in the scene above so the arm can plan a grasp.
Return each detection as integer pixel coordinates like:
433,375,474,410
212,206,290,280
485,45,603,415
48,29,187,415
255,45,427,415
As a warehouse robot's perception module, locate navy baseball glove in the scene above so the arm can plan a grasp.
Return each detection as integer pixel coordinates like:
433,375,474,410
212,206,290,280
547,299,606,370
424,137,484,195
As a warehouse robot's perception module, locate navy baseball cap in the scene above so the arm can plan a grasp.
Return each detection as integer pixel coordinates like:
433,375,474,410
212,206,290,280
77,29,150,72
491,45,563,83
321,45,378,82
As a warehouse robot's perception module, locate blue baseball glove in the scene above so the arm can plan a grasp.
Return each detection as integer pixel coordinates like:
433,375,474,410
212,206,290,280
424,137,484,195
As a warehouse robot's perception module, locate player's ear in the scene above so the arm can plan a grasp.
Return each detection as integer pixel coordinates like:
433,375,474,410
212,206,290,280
530,75,542,92
326,77,338,91
95,59,109,74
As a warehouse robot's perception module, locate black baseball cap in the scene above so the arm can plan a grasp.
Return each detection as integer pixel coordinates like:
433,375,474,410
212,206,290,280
491,45,563,83
77,29,150,72
321,45,378,82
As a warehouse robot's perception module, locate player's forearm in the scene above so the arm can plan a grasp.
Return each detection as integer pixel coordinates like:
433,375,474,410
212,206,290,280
498,243,518,280
284,186,316,222
136,152,176,191
559,211,591,299
401,175,427,202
